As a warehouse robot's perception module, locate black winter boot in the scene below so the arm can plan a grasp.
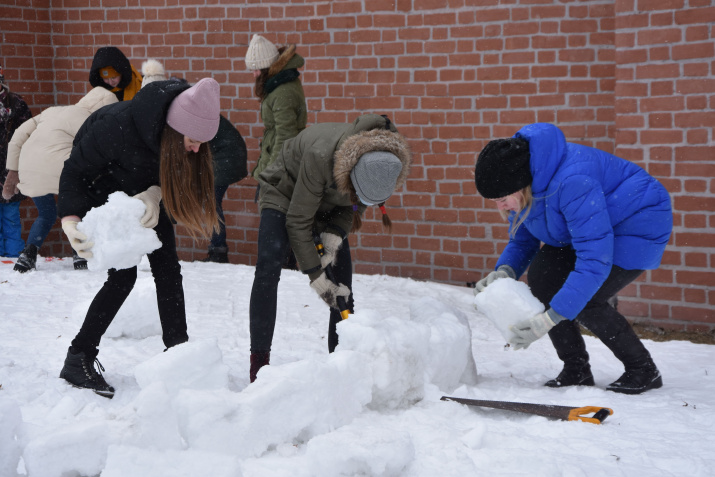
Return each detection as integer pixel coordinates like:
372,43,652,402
579,307,663,395
201,246,229,263
545,360,595,388
249,351,270,383
545,321,594,388
607,359,663,394
59,347,115,399
72,250,88,270
13,244,38,273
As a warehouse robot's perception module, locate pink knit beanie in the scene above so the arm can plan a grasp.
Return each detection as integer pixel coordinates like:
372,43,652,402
166,77,220,142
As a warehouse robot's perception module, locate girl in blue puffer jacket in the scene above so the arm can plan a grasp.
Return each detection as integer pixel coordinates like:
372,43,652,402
473,123,672,395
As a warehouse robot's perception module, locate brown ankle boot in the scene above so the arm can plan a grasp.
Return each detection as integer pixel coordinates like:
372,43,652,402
250,351,270,383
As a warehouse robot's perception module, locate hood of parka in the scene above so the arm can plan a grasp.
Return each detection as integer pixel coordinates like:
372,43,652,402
267,44,305,77
333,128,411,200
88,46,133,90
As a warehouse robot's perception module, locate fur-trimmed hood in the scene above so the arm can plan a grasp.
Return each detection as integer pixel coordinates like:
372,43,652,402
333,128,411,199
267,44,304,77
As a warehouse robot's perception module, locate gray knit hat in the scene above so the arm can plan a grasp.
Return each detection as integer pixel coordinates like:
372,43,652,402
245,34,279,70
350,151,403,205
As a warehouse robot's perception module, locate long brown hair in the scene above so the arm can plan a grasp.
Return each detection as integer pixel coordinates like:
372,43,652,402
253,46,289,101
159,125,219,239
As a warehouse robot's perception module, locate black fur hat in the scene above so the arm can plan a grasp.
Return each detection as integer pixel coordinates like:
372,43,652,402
475,137,532,199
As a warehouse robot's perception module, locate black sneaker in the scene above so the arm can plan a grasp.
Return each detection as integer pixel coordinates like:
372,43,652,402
13,244,38,273
72,251,88,270
59,347,115,399
607,364,663,395
545,364,595,388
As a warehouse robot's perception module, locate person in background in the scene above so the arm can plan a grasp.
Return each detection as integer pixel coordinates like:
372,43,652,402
153,74,249,263
0,65,32,258
57,78,221,398
249,114,411,383
140,58,166,88
473,123,672,395
200,113,249,263
89,46,143,101
3,87,118,272
245,34,307,269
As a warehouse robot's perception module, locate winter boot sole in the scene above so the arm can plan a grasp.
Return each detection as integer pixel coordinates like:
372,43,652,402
59,369,115,399
606,374,663,395
545,375,595,388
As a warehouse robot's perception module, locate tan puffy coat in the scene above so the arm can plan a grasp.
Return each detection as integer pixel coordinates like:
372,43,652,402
6,87,117,197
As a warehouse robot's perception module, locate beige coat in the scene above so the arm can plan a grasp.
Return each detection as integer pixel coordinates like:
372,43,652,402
6,87,117,197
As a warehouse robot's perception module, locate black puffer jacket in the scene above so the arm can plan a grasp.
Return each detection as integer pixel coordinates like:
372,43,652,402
58,80,189,218
211,115,248,187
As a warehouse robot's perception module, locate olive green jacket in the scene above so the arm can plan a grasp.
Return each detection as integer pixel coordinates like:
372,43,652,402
252,46,307,179
258,114,411,278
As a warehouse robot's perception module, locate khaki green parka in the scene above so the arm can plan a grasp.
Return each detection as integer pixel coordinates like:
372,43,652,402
258,114,411,278
252,45,307,179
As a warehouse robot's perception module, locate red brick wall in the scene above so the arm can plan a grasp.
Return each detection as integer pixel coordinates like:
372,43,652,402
2,0,713,332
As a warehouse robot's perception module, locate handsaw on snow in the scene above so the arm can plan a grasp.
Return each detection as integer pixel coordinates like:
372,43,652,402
441,396,613,424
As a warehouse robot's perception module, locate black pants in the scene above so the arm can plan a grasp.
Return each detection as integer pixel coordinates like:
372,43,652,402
249,208,354,354
527,244,652,368
72,206,188,353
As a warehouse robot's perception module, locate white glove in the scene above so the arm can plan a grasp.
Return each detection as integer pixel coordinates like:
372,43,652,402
319,232,344,269
2,170,20,200
474,265,515,295
61,220,94,259
310,271,351,310
134,185,162,228
509,310,557,350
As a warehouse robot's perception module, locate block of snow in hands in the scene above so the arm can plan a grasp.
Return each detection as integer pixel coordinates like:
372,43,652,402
473,278,544,345
77,191,161,271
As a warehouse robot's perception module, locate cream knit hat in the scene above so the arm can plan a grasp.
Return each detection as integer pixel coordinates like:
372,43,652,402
245,34,279,70
141,59,167,88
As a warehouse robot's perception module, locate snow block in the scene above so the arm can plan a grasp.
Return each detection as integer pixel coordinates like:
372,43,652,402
102,445,242,477
174,350,373,457
305,423,415,476
474,278,544,344
0,397,23,477
133,340,229,394
337,309,430,409
410,297,479,391
77,191,161,271
23,420,127,477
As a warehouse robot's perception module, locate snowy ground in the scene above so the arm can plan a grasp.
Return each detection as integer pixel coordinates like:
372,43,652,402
1,255,714,476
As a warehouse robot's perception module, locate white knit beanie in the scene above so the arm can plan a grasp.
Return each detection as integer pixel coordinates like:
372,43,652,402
245,34,279,70
141,59,167,88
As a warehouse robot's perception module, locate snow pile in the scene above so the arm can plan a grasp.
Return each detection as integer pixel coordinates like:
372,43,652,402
2,258,714,476
77,191,161,271
0,398,23,477
473,278,544,344
17,300,478,475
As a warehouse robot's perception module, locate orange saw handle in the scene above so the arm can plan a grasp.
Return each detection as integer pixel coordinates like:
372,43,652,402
568,406,614,424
